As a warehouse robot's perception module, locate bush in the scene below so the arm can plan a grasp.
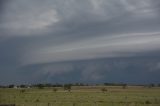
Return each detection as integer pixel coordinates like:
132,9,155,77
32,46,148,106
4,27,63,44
64,84,72,91
122,84,127,89
8,85,14,88
53,88,58,92
145,100,151,104
101,88,108,93
37,84,44,89
35,99,40,102
20,89,26,93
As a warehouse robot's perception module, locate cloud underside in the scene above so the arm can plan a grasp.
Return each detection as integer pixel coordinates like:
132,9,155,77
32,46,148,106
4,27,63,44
3,57,160,84
23,32,160,65
0,0,160,84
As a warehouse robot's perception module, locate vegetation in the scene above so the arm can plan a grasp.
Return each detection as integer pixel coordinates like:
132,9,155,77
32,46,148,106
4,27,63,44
0,85,160,106
101,88,108,93
1,83,160,89
63,84,72,92
53,88,58,92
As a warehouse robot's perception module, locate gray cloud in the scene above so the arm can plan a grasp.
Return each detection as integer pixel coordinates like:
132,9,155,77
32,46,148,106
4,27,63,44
21,32,160,65
0,0,160,84
10,57,160,84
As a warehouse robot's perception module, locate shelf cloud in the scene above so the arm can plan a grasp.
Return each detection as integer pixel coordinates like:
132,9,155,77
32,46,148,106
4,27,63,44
0,0,160,84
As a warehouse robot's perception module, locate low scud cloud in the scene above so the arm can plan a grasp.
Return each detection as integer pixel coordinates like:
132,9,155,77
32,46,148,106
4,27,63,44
0,0,160,84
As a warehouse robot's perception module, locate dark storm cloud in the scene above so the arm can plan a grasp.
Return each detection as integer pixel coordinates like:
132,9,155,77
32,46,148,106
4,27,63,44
0,0,160,84
0,0,9,14
16,57,160,84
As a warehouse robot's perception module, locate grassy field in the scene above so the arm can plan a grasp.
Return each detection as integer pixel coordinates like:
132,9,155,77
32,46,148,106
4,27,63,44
0,86,160,106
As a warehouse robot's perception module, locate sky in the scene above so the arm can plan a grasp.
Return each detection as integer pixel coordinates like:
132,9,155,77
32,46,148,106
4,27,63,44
0,0,160,85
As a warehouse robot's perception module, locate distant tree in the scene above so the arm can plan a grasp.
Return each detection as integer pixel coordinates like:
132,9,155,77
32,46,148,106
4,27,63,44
45,83,52,87
8,84,14,88
104,83,110,86
74,83,79,86
37,84,44,89
53,88,58,92
74,83,84,86
122,84,127,89
64,84,72,92
104,83,117,86
20,89,26,93
148,83,155,88
80,83,84,86
20,84,26,88
0,85,6,88
52,83,63,87
86,83,89,86
101,88,108,93
104,82,127,87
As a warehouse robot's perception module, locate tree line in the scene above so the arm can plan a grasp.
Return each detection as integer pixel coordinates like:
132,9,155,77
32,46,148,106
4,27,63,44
0,83,159,88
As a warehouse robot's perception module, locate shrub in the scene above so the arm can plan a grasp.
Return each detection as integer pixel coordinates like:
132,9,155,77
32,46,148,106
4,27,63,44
101,88,108,93
20,89,26,93
37,84,44,89
122,84,127,89
64,84,72,92
35,99,40,102
145,100,151,104
53,88,58,92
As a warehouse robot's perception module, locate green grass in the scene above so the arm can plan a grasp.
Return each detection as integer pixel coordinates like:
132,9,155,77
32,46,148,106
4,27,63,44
0,86,160,106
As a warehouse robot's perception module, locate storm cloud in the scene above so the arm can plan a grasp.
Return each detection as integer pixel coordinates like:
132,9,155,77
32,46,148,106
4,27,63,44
0,0,160,84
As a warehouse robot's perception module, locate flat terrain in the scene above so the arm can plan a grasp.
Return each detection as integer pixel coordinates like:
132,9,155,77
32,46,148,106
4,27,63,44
0,86,160,106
